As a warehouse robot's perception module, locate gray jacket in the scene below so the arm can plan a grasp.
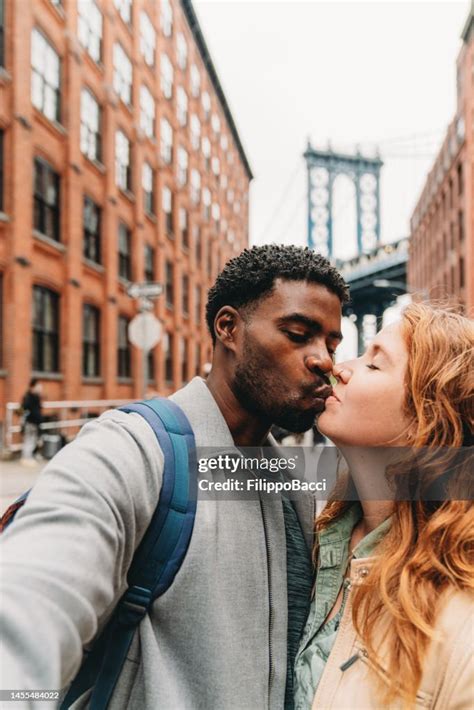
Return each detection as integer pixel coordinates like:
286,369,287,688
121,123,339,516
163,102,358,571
0,377,315,710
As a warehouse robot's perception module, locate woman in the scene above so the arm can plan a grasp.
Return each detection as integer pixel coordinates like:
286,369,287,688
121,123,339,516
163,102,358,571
294,302,473,709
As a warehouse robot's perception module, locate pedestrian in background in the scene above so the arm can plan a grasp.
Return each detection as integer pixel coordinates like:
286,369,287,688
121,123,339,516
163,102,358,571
20,378,43,466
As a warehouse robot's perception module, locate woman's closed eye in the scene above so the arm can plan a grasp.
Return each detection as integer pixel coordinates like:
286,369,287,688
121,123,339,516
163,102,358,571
366,363,380,371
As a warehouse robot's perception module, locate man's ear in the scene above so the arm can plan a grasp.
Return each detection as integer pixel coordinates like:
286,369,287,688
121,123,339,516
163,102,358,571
213,306,242,352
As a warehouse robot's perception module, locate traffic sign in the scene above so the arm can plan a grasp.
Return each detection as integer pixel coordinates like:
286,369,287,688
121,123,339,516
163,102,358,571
128,313,163,351
127,282,163,299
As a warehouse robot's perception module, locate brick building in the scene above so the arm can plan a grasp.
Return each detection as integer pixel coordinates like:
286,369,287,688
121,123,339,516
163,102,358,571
409,2,473,315
0,0,252,433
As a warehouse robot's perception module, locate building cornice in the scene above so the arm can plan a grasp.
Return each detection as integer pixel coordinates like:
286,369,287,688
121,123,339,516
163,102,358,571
180,0,253,181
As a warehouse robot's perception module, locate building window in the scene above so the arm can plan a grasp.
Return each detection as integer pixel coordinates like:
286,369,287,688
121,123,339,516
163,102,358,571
0,130,3,212
31,29,61,122
457,162,463,195
176,32,187,70
34,158,60,241
142,162,155,216
177,87,188,127
211,113,220,134
202,187,211,221
195,342,201,376
78,0,102,62
220,134,228,151
458,210,464,242
140,85,155,138
160,117,173,164
190,114,201,151
194,225,201,263
165,260,174,307
190,169,201,205
164,332,173,383
83,195,101,263
113,43,132,105
202,136,211,171
161,0,173,37
118,222,131,281
177,146,188,187
163,186,173,236
459,256,465,289
160,53,173,99
180,338,188,383
80,89,101,161
115,130,131,191
212,203,220,232
144,244,154,282
32,286,59,373
179,207,189,249
182,274,189,316
212,156,220,177
140,10,156,66
195,285,201,323
190,64,200,97
201,91,211,121
114,0,132,25
83,304,100,377
117,315,131,378
0,0,4,67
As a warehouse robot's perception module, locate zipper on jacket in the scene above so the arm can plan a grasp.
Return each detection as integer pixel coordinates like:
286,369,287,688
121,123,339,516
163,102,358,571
259,497,274,709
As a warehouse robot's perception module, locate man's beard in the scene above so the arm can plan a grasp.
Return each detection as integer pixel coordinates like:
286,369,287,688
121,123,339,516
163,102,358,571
232,334,319,433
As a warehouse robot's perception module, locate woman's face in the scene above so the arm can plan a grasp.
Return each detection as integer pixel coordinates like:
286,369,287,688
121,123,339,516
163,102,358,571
318,321,410,447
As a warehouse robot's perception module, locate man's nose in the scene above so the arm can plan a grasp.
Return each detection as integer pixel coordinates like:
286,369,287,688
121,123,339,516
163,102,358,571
304,350,333,375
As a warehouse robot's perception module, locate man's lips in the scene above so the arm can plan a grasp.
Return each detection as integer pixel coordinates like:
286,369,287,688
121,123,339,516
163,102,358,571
306,384,333,402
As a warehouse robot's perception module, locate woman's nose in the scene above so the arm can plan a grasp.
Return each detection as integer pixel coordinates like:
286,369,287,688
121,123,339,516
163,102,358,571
332,362,352,383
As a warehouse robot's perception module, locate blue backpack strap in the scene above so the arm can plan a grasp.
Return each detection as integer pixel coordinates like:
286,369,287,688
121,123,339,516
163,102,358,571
61,398,197,709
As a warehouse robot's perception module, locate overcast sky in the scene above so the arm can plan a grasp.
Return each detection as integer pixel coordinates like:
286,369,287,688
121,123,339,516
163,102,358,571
194,0,469,261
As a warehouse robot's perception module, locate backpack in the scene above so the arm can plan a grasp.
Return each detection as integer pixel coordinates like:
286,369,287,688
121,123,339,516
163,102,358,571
0,398,198,709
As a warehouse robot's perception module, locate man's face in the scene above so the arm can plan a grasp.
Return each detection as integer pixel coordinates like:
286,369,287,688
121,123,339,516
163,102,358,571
232,279,343,432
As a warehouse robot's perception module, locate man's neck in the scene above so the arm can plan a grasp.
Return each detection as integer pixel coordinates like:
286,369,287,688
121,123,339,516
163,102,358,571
206,372,272,447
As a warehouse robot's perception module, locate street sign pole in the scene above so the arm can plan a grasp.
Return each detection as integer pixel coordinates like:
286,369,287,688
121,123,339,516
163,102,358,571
127,282,163,399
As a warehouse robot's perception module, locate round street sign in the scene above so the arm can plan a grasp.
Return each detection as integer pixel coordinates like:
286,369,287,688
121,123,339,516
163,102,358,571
128,313,163,351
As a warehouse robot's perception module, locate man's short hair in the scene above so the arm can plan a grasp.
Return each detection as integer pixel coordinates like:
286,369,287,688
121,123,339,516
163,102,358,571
29,378,38,388
205,244,350,345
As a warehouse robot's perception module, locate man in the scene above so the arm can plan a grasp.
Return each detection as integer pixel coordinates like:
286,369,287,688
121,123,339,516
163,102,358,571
1,245,348,709
20,378,43,465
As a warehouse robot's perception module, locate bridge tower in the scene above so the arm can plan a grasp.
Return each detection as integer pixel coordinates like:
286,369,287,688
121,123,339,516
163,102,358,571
304,141,383,259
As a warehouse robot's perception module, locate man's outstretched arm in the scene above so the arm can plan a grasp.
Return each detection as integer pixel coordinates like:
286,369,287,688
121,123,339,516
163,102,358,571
0,409,164,695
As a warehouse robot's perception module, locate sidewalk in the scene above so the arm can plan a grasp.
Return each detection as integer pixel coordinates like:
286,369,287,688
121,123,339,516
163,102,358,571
0,459,46,514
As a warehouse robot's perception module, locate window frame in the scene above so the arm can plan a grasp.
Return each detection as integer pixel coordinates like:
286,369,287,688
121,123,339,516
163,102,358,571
80,88,101,162
82,303,101,377
83,195,101,264
32,285,60,374
31,28,61,123
118,221,132,281
33,156,61,242
117,314,131,378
